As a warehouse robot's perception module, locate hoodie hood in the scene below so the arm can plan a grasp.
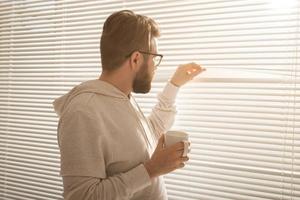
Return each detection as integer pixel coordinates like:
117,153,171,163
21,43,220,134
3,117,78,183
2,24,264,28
52,79,129,118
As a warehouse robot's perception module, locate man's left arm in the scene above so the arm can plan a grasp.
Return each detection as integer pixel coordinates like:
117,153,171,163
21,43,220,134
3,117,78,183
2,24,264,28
147,81,179,140
148,63,206,141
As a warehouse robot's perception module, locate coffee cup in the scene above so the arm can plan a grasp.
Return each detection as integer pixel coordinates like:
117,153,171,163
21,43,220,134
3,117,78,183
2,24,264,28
165,130,190,157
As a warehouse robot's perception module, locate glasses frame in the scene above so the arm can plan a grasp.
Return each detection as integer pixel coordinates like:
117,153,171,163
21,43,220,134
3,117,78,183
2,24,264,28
125,50,164,67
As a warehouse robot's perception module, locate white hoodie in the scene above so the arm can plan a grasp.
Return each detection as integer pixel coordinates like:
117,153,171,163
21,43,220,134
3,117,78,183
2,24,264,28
52,79,179,200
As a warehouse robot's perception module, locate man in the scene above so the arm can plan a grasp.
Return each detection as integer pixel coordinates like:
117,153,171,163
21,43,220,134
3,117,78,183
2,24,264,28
53,10,205,200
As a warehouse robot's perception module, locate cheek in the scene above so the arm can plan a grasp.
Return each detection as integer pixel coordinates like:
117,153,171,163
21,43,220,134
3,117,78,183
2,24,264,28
148,58,155,71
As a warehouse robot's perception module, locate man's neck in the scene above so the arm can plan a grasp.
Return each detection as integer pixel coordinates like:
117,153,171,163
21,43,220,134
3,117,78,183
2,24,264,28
99,70,132,97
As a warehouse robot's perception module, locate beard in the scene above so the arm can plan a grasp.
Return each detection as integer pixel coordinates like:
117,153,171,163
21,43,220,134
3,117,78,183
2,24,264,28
132,61,153,94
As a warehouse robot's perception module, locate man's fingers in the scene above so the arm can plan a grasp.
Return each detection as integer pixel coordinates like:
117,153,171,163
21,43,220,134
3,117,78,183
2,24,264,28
175,148,190,157
175,150,184,158
181,156,189,162
177,157,189,168
167,141,190,152
178,163,185,168
186,64,205,76
167,141,185,150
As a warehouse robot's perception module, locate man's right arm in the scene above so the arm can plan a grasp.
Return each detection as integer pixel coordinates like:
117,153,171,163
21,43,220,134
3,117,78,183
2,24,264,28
62,164,151,200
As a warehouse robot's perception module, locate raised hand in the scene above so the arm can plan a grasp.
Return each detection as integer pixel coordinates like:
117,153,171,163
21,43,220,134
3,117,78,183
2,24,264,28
170,62,206,87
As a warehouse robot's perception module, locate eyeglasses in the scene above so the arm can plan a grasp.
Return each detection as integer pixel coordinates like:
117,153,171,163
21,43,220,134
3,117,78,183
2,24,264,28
139,51,163,67
125,50,164,67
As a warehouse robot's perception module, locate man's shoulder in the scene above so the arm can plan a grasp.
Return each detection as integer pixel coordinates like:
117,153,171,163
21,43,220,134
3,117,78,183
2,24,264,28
62,93,101,119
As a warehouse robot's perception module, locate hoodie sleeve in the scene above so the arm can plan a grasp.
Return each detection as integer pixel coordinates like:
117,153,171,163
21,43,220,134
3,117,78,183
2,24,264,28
62,164,151,200
59,109,151,200
147,81,179,140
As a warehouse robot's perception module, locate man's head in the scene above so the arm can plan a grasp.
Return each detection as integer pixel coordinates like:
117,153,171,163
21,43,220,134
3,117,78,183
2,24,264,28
100,10,162,93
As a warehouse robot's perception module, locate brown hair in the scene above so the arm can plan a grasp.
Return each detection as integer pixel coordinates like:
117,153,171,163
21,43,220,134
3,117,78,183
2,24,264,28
100,10,160,71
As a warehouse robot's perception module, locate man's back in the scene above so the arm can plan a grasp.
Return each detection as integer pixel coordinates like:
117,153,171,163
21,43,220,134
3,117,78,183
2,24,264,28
53,79,168,200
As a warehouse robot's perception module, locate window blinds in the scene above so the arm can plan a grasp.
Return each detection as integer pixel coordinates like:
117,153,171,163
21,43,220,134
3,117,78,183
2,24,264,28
0,0,299,199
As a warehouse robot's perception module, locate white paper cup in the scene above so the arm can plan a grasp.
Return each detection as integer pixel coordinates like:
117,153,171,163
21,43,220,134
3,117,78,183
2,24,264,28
165,130,190,157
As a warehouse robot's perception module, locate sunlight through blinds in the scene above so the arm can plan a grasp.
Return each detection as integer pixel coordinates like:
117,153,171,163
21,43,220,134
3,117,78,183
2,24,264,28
0,0,299,199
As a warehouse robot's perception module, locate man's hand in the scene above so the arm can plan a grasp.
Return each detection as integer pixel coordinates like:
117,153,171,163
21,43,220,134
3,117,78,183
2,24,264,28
144,135,189,179
170,62,206,87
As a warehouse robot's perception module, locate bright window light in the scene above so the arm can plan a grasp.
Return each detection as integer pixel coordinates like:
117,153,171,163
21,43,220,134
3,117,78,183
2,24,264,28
270,0,298,9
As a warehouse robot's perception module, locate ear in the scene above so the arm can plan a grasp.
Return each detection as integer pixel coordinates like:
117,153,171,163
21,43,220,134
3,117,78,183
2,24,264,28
129,51,143,72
